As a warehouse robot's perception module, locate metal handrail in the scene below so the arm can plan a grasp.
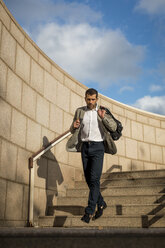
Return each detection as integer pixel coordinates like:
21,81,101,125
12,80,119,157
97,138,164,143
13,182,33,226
28,129,71,227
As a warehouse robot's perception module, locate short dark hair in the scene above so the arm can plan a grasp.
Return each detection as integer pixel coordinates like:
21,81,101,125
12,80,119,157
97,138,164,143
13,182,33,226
85,88,98,98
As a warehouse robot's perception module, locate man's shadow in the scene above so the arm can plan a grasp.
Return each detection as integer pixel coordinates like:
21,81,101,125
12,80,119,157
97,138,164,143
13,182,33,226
37,136,64,215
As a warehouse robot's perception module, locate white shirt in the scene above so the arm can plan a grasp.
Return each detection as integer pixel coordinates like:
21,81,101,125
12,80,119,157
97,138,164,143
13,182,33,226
81,106,104,142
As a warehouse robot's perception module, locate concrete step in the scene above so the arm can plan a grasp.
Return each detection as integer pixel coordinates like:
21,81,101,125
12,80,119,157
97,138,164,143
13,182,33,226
96,169,165,180
75,177,165,189
38,214,165,228
2,228,165,248
57,194,164,206
66,185,165,197
48,203,165,217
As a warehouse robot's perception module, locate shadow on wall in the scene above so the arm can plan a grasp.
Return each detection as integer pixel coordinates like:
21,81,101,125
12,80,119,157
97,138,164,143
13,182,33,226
36,136,64,215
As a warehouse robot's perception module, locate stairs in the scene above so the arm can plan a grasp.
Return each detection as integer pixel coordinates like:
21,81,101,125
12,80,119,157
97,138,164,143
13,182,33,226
38,170,165,228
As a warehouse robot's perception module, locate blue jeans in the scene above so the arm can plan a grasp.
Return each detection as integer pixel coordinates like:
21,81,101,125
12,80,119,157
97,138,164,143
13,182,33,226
81,141,105,215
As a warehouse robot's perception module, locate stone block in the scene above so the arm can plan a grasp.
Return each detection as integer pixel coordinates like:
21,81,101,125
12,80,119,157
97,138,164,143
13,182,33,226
35,158,47,188
22,185,29,220
11,109,26,147
156,128,165,146
10,21,24,47
52,65,64,84
113,104,124,116
0,21,1,44
22,83,36,119
100,98,113,110
39,53,51,73
25,38,38,61
39,188,47,216
105,154,119,173
6,69,22,110
131,121,143,141
163,147,165,164
0,139,17,180
150,145,163,164
131,160,144,171
161,121,165,129
26,119,41,152
56,82,70,112
125,109,136,120
36,95,49,127
44,71,57,104
5,181,23,220
0,137,1,162
16,44,30,83
50,104,63,134
58,163,75,190
34,187,40,218
75,168,83,181
16,148,31,184
64,76,76,91
70,91,83,115
54,139,68,165
76,84,86,98
0,99,11,139
102,156,107,173
120,117,131,138
126,138,137,159
34,187,47,217
116,137,125,156
156,164,165,170
0,3,10,29
41,127,55,147
63,112,73,132
82,97,86,106
0,178,6,219
68,152,82,168
149,118,160,127
31,59,44,94
138,142,150,162
137,114,148,124
47,159,64,191
143,125,155,144
118,157,132,171
1,25,16,70
144,162,156,170
0,58,7,98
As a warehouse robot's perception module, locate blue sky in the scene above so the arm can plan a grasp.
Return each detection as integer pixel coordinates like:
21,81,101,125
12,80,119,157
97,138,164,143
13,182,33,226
4,0,165,115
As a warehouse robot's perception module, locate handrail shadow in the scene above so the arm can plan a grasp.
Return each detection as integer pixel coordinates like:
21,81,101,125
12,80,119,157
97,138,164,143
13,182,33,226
36,136,64,216
141,188,165,228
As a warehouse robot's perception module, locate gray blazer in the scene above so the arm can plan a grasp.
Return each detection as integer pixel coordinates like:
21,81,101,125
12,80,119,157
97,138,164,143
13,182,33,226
66,106,117,155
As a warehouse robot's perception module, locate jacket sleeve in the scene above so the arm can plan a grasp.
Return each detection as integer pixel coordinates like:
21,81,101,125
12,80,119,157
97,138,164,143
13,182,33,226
102,113,117,132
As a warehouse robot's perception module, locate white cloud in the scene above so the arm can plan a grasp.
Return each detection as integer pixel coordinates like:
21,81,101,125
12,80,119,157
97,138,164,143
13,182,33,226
133,95,165,115
135,0,165,15
4,0,102,26
119,86,134,94
35,23,145,87
149,84,163,92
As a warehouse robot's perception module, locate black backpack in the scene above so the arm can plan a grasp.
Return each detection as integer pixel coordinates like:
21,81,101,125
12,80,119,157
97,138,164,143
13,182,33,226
100,106,123,141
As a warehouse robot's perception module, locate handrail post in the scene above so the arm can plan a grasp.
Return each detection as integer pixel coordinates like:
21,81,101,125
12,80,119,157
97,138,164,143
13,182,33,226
28,157,34,227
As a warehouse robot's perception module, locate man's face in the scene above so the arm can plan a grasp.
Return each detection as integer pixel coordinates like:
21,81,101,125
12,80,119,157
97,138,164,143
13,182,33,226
85,94,98,110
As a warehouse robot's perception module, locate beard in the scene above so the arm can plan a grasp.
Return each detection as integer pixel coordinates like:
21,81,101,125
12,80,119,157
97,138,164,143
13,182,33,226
87,103,96,110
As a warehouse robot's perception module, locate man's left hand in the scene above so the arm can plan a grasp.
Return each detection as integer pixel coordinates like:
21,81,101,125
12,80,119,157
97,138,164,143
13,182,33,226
98,109,106,119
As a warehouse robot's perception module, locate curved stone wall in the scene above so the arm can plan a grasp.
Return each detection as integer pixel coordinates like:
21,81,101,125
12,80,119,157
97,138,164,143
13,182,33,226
0,0,165,226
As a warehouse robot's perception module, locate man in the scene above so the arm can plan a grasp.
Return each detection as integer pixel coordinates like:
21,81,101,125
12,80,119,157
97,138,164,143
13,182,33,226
66,88,117,223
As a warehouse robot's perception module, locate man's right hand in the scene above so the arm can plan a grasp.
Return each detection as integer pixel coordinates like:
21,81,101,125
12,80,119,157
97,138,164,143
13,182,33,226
73,119,80,129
